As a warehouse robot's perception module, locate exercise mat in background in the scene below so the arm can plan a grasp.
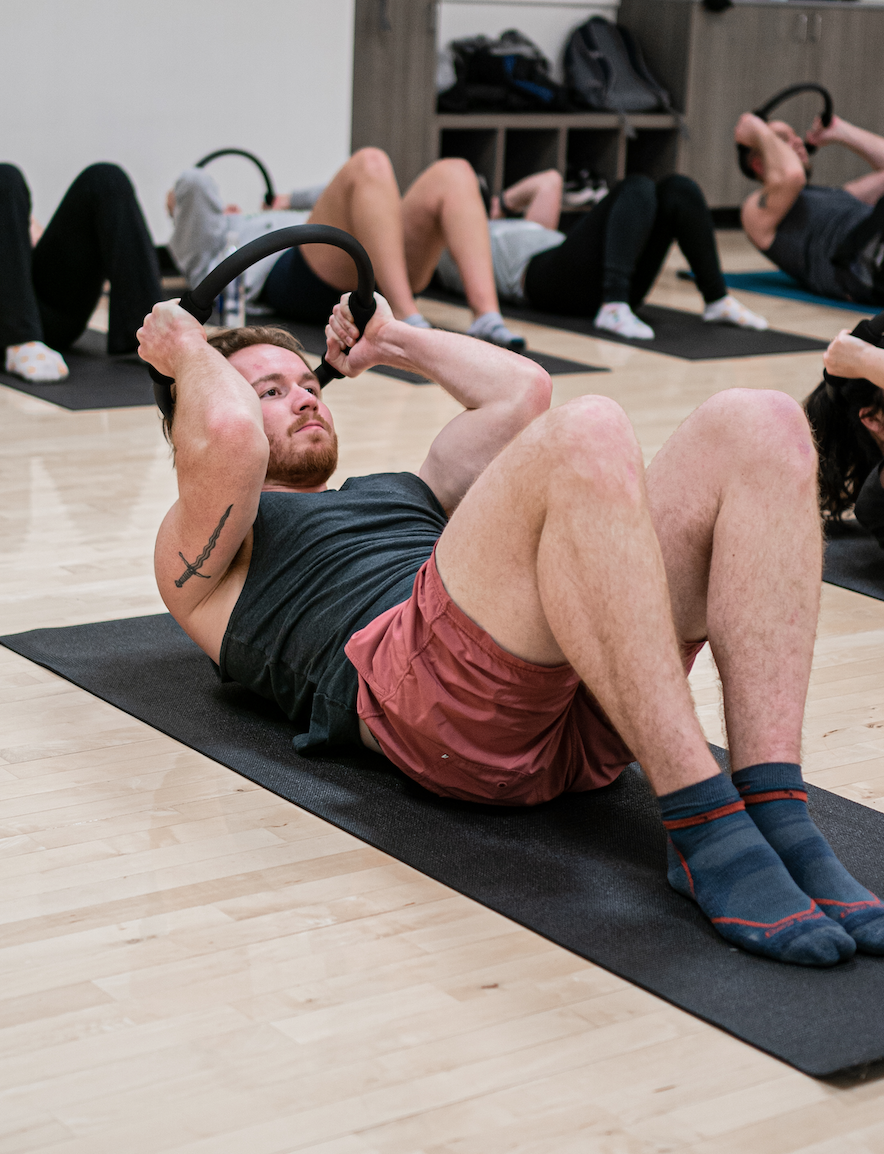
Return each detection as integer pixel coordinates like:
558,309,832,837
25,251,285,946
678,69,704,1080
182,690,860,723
4,613,884,1077
248,311,606,383
422,288,830,360
824,520,884,601
0,329,154,410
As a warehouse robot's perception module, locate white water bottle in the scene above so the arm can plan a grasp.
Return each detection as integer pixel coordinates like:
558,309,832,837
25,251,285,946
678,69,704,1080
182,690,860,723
220,228,246,328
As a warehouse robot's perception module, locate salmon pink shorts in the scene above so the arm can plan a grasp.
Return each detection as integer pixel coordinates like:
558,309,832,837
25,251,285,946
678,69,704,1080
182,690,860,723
345,553,704,807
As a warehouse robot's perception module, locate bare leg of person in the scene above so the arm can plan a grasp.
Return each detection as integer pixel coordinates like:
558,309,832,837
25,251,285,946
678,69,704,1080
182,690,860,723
402,158,525,347
434,390,854,964
649,388,884,954
304,148,421,320
402,158,499,318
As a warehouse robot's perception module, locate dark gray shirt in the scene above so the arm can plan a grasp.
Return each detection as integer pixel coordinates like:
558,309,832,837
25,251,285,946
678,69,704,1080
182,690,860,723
220,472,448,751
766,187,872,300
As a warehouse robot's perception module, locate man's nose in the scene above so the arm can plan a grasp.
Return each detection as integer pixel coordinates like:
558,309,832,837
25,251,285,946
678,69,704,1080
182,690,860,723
291,386,319,412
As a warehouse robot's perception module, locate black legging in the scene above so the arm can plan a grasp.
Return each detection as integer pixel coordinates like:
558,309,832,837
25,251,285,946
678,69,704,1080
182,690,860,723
0,162,161,355
523,173,727,317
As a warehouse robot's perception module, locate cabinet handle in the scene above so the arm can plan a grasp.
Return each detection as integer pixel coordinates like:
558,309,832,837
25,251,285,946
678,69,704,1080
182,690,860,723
379,0,391,31
793,13,807,42
810,13,822,42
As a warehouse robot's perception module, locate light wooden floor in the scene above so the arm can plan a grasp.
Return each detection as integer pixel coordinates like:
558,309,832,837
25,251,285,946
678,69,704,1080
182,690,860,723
3,234,884,1154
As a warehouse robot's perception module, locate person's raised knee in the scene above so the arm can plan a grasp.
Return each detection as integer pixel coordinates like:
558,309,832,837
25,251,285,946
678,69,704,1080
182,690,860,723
532,395,643,495
657,173,706,210
348,147,396,185
701,389,816,480
71,162,135,199
0,163,28,203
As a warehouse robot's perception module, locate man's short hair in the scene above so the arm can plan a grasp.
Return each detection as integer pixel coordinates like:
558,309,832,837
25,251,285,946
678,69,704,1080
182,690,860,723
161,325,312,446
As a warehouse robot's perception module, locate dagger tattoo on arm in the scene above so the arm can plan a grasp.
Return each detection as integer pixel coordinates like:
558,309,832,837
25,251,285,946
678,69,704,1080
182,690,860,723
175,505,233,587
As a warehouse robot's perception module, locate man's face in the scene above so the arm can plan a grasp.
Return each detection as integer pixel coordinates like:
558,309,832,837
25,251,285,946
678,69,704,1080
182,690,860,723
227,343,338,491
754,121,811,178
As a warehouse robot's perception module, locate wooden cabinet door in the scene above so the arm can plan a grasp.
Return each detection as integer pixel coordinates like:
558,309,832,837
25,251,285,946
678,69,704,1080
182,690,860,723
813,6,884,189
351,0,437,191
680,3,820,207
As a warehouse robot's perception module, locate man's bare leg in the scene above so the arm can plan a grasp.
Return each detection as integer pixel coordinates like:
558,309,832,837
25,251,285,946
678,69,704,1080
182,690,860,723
434,390,855,964
303,148,422,320
646,388,819,770
647,389,884,955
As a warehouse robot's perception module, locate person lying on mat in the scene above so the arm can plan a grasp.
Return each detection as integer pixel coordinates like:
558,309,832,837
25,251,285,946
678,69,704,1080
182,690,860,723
433,167,768,341
805,326,884,548
0,163,162,382
737,112,884,305
138,293,884,968
167,148,524,351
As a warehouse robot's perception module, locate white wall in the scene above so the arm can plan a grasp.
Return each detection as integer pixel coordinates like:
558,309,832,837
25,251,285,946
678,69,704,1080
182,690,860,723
438,0,618,82
0,0,355,245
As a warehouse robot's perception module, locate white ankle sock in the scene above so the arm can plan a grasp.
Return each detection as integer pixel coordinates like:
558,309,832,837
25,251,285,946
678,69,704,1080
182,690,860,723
4,341,69,382
594,302,655,340
402,313,433,329
702,295,768,331
467,311,526,351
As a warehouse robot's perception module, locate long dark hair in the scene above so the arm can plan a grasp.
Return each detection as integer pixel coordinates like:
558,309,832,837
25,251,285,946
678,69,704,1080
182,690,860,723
804,376,884,519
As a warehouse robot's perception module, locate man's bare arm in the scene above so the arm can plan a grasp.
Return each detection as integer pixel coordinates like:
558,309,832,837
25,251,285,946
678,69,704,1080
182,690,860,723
805,115,884,204
138,302,269,636
737,115,806,251
325,294,551,514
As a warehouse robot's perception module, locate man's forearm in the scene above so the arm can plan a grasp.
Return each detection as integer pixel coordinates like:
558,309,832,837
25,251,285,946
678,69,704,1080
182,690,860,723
364,321,540,411
833,119,884,172
172,342,266,452
756,125,806,193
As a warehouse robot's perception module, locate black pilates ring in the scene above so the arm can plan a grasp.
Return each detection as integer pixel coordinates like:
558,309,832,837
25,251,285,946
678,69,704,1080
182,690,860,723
737,83,834,180
149,224,377,423
195,148,276,208
822,310,884,403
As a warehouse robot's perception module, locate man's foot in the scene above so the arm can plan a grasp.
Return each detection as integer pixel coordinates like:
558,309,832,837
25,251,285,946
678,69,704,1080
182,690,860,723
661,774,855,966
594,302,655,340
734,763,884,954
702,295,768,331
4,341,69,382
468,311,526,351
402,313,433,329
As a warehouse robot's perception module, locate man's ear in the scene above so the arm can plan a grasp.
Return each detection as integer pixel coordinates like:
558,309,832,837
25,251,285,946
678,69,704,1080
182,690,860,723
859,407,884,452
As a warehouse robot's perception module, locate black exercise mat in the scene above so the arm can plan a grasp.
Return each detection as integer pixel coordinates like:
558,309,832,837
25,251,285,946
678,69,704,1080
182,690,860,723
4,614,884,1077
420,289,830,361
824,520,884,601
0,329,153,410
248,311,606,383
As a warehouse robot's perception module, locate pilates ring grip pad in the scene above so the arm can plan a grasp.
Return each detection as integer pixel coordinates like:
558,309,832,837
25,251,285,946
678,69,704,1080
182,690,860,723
149,224,377,423
737,83,833,180
195,148,276,209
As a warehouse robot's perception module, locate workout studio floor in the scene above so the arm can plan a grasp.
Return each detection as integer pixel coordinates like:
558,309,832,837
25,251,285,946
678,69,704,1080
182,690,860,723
3,231,884,1154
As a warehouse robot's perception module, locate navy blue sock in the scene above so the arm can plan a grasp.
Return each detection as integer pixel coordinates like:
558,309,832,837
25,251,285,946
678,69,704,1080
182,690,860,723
733,763,884,955
660,774,855,966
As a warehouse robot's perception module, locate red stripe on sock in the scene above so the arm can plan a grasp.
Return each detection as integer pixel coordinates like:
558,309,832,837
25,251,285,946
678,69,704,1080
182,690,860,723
815,897,882,911
741,788,808,805
662,799,745,830
712,900,825,934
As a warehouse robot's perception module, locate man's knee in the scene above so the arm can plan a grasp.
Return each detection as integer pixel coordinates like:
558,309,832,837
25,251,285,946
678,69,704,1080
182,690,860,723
424,156,482,195
698,389,817,482
526,395,644,498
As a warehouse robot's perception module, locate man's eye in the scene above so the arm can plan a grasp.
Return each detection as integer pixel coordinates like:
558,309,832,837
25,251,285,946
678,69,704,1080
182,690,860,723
263,387,279,398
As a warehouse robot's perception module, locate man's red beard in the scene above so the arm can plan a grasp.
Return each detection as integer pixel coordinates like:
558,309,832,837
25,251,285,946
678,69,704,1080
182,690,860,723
266,415,339,489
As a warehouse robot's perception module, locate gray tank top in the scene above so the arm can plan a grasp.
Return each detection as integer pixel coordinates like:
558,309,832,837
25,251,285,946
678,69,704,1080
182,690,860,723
766,187,872,299
220,472,447,752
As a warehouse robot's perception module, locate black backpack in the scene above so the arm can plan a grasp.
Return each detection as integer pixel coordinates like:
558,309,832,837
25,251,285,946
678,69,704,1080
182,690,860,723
438,30,573,113
565,17,672,117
